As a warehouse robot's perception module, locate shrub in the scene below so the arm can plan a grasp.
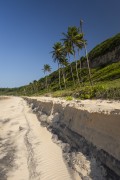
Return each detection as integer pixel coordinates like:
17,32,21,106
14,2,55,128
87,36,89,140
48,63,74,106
65,96,73,101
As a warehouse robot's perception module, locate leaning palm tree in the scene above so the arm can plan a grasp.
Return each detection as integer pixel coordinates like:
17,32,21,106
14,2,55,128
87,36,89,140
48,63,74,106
80,20,93,86
42,64,51,89
62,26,84,85
75,34,85,85
51,42,66,90
29,82,34,94
63,40,75,86
59,57,68,89
33,80,38,92
74,32,85,85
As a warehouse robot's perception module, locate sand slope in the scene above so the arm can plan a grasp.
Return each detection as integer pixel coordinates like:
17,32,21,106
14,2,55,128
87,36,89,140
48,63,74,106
0,97,73,180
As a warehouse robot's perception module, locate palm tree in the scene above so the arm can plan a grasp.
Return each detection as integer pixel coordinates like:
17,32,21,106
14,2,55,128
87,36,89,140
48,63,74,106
63,26,84,85
80,20,93,86
63,40,75,86
42,64,51,89
33,80,38,92
51,42,66,90
29,82,34,94
74,32,85,85
75,33,85,85
60,57,68,89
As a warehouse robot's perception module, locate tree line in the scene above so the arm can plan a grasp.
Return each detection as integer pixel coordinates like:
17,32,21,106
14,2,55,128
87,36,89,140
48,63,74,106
43,20,92,90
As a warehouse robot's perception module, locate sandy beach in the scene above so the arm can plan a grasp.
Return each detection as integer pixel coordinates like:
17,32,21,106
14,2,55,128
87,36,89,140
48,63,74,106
0,96,120,179
0,97,75,180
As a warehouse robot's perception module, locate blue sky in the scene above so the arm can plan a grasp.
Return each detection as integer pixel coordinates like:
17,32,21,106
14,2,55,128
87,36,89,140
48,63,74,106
0,0,120,88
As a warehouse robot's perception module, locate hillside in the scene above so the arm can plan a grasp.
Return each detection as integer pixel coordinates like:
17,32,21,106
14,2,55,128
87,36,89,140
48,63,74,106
89,33,120,60
0,33,120,99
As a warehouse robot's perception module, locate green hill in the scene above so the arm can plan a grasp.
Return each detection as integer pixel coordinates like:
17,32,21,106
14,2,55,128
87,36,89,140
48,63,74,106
0,33,120,100
89,33,120,60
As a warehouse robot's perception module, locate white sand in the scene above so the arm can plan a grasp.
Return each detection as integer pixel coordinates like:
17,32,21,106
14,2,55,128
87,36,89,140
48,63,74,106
29,96,120,114
0,97,74,180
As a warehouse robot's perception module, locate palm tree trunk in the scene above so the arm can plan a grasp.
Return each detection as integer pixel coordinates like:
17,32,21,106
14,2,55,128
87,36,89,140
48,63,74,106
84,44,93,86
79,60,82,81
58,63,61,90
36,82,38,92
61,65,66,89
80,19,93,86
70,64,75,86
78,50,84,86
45,76,48,90
74,51,80,85
68,54,75,86
78,50,82,84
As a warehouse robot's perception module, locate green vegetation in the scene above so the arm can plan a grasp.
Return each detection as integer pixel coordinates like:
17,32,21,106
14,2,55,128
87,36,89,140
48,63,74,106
1,61,120,100
89,33,120,60
0,27,120,100
42,64,51,90
65,96,73,101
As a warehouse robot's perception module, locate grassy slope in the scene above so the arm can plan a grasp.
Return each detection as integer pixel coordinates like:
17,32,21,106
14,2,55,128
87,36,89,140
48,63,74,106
0,33,120,100
89,33,120,60
46,61,120,99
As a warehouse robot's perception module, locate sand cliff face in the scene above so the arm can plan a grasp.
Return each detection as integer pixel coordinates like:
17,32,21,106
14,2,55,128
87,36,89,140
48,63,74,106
25,97,120,178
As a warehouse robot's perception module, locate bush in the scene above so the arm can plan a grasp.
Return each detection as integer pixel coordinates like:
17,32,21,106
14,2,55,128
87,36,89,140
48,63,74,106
65,96,73,101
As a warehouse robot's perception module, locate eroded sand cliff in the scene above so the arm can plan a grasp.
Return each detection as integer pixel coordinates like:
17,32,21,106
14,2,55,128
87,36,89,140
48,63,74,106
25,96,120,179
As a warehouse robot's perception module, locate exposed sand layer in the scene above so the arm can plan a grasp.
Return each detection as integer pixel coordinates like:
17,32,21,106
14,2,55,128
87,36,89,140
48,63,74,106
27,96,120,113
25,96,120,179
27,96,120,160
0,97,74,180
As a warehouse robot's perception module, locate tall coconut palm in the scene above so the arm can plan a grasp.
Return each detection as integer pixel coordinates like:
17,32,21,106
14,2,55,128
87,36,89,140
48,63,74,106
75,33,85,85
63,41,75,86
33,80,38,92
29,82,34,94
42,64,51,89
59,57,68,89
51,42,66,90
63,26,84,85
74,32,85,85
80,20,93,86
